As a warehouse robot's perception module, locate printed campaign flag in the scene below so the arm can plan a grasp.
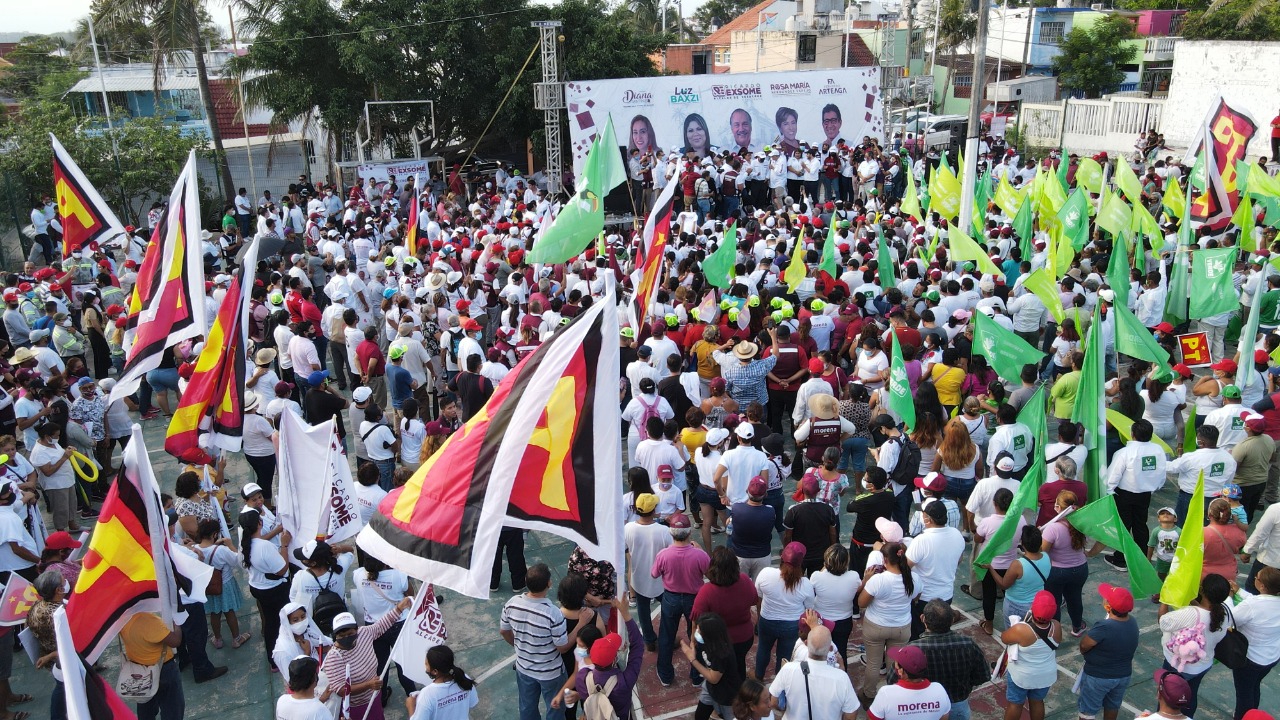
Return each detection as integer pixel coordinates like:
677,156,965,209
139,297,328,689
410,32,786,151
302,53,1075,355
277,412,363,563
390,583,449,685
51,134,128,259
0,573,39,626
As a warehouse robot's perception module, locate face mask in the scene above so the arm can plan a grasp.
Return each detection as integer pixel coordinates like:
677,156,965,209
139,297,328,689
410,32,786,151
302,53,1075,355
290,620,310,635
61,581,70,596
60,320,71,327
335,635,356,650
694,631,704,644
659,482,672,491
573,647,590,662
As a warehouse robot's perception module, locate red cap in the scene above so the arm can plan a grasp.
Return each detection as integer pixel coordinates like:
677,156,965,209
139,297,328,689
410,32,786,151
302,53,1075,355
1172,363,1193,378
106,304,125,316
667,512,691,528
45,530,83,550
460,318,482,332
1210,358,1238,373
1031,590,1058,621
455,299,471,311
124,260,138,269
178,363,195,380
1098,582,1134,614
1256,349,1270,364
657,464,674,480
1155,669,1193,709
589,633,623,667
915,472,947,493
781,541,806,566
17,283,32,293
1154,322,1175,333
807,357,825,374
747,476,768,497
114,317,127,328
1247,416,1267,433
887,645,928,676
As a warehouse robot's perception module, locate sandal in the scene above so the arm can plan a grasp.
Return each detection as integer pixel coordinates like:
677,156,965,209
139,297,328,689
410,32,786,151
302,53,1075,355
2,711,31,720
211,637,224,649
960,584,980,601
231,633,251,649
979,619,993,636
8,695,32,705
710,525,724,534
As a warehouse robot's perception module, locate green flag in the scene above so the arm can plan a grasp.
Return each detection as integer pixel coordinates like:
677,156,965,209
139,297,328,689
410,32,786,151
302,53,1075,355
1105,232,1131,303
819,226,839,277
1042,166,1069,214
1058,190,1091,251
902,169,923,222
973,169,992,236
1071,305,1107,501
703,220,738,288
973,386,1047,578
1014,200,1035,262
1233,191,1257,252
1247,165,1280,200
528,118,627,264
1131,200,1164,253
972,311,1045,384
1189,150,1207,193
1069,495,1163,598
1163,176,1186,220
1113,157,1144,204
994,174,1024,219
1022,268,1066,324
1238,268,1265,400
1097,192,1133,238
1189,247,1239,319
1160,472,1206,607
1263,195,1280,227
1076,157,1104,194
1113,302,1172,370
888,335,915,433
1164,192,1194,325
877,231,895,294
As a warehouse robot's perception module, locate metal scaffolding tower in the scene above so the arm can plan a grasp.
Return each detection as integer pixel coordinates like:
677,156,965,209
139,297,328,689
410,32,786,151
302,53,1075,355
532,20,565,195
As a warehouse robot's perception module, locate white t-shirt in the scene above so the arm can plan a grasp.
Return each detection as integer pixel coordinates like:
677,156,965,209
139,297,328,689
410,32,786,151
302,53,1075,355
248,537,287,590
964,477,1019,525
905,526,965,601
755,567,815,622
353,483,388,525
275,694,332,720
624,521,673,599
869,680,952,720
243,413,276,457
769,658,860,720
410,681,479,720
29,441,74,491
810,569,862,622
717,446,772,505
352,567,410,623
0,509,35,572
14,396,42,450
861,571,919,628
400,419,426,464
361,422,398,461
288,554,355,613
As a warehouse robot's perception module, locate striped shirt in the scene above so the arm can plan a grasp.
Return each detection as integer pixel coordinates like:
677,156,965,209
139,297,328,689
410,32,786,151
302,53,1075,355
500,594,568,681
320,607,403,707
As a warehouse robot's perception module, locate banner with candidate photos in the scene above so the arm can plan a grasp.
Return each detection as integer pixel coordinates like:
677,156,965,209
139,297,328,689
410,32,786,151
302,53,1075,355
565,68,884,174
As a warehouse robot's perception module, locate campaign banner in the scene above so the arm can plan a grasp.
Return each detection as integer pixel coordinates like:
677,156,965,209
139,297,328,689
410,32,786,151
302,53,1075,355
356,160,433,186
390,583,448,685
1177,331,1212,368
565,68,884,173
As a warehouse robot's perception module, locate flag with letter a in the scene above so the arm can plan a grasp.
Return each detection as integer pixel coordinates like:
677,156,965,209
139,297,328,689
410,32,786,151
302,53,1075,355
358,297,622,598
390,583,448,685
64,425,186,662
50,133,128,260
108,151,207,403
164,239,260,463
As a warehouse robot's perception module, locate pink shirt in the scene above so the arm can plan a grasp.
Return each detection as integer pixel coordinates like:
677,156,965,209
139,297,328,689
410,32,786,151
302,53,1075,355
650,543,709,595
1043,521,1087,568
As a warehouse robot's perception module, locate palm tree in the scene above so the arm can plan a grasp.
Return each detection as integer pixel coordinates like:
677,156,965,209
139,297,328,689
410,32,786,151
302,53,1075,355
1206,0,1271,28
933,0,977,108
93,0,236,202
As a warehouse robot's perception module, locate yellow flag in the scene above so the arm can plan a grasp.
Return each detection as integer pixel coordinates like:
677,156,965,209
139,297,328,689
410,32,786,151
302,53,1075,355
1041,166,1069,214
1114,158,1144,205
783,227,808,293
1076,157,1104,194
930,164,962,221
1054,225,1076,279
1164,177,1186,219
947,224,1003,276
1023,268,1067,323
902,169,923,222
994,173,1024,219
1248,168,1280,199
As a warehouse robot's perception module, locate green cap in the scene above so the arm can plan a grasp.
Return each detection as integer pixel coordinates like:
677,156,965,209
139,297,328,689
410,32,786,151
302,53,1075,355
1222,384,1242,399
925,290,941,302
389,345,405,360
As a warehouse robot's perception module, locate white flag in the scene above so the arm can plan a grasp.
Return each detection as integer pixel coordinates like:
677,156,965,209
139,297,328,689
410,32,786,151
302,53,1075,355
277,411,332,565
389,583,448,685
319,426,364,545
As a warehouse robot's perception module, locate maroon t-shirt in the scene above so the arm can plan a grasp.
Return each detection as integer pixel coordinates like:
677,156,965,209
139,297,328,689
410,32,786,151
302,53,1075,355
355,339,385,378
692,574,760,644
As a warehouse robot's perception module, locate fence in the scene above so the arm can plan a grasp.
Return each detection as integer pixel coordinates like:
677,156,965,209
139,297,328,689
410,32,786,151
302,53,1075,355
1019,95,1165,156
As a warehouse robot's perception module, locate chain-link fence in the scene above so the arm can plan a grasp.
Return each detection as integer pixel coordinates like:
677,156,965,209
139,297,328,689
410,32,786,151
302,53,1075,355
0,172,31,270
198,141,319,205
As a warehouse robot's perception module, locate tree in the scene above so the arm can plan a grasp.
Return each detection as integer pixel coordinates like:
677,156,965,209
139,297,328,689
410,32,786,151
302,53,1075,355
692,0,756,34
933,0,977,105
1188,0,1280,39
93,0,236,203
0,36,81,102
0,100,208,223
1051,15,1138,99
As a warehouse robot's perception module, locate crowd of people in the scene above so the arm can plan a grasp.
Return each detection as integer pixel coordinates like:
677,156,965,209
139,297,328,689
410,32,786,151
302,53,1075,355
8,124,1280,720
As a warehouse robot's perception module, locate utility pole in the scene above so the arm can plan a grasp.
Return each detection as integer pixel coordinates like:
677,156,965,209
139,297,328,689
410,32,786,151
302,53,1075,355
957,0,991,234
228,7,258,204
87,14,130,222
532,21,565,195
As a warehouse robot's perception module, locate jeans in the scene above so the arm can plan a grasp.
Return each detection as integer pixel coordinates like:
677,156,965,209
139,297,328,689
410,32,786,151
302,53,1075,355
635,591,661,644
941,475,977,503
514,668,567,720
839,436,871,473
1175,489,1209,529
767,389,797,435
949,699,971,720
375,457,396,491
755,616,799,679
764,488,785,534
313,335,329,371
1077,672,1130,715
177,601,217,680
892,488,912,530
1045,561,1089,630
137,658,185,720
51,678,66,720
822,177,841,203
658,591,699,684
1232,657,1277,720
1113,489,1153,560
696,198,711,226
1163,660,1209,718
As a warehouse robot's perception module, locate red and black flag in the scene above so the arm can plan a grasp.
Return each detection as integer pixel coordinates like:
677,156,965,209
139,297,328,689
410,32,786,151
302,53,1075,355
54,606,137,719
65,425,186,662
358,296,623,599
1188,95,1258,231
631,177,679,329
108,151,207,404
50,133,128,260
405,177,421,257
164,239,260,464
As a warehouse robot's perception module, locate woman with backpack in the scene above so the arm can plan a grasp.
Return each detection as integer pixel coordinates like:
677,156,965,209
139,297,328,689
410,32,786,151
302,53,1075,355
622,377,674,463
1157,573,1232,718
566,598,644,720
288,539,356,632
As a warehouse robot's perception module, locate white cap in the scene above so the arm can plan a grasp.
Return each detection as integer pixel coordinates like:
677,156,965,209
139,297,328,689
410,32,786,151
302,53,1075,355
242,483,264,499
352,386,373,403
331,612,358,632
213,274,231,285
706,428,730,445
735,423,755,440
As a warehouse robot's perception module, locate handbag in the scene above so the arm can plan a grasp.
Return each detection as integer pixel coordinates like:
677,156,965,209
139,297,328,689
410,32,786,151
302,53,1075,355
1214,604,1251,670
202,546,223,596
115,645,161,701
